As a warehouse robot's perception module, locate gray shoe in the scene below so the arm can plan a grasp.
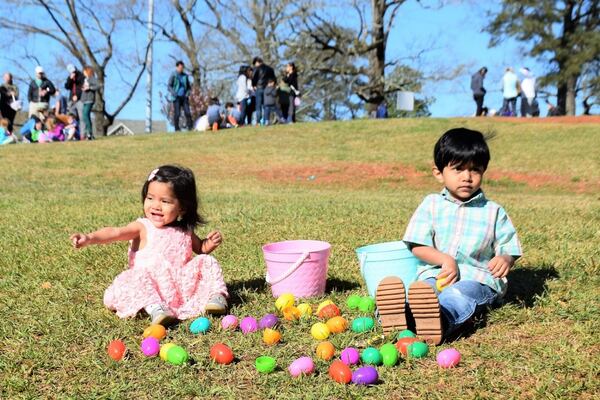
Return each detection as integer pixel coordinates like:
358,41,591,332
205,295,228,315
150,305,178,326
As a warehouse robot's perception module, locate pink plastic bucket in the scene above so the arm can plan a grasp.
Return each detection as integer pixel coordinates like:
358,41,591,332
262,240,331,298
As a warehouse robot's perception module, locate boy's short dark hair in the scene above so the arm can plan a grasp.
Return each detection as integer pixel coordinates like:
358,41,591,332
176,60,184,67
252,57,263,65
209,97,219,106
67,112,78,120
434,128,490,172
225,102,234,108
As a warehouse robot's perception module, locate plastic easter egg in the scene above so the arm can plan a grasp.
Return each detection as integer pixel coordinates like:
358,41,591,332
262,328,282,345
297,303,313,317
318,304,341,319
316,341,335,360
311,322,331,340
358,297,376,313
210,343,234,365
351,317,375,333
275,293,295,311
316,300,334,314
361,347,383,365
255,356,276,373
436,278,447,292
326,316,348,334
221,315,239,330
352,366,379,385
143,324,166,340
166,345,188,365
380,343,399,367
288,356,315,377
282,306,301,321
340,347,360,365
190,317,211,334
240,317,258,334
159,343,175,361
329,360,352,384
346,294,362,310
408,341,429,358
259,313,279,329
395,337,419,356
437,348,461,368
140,337,160,357
397,329,417,339
107,340,126,361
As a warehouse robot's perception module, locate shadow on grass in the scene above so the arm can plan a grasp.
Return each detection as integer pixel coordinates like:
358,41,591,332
325,277,361,293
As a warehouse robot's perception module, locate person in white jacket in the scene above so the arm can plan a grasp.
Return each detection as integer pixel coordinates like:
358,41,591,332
519,68,536,117
235,65,253,126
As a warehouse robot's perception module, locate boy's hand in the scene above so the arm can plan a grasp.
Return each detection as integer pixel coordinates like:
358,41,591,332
436,255,458,286
488,255,514,278
203,231,223,253
70,233,90,249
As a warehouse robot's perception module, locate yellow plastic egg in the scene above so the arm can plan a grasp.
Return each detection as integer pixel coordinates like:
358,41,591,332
326,316,348,334
311,322,331,340
297,303,313,317
159,343,175,361
275,293,295,311
282,306,301,321
436,278,447,292
316,300,334,314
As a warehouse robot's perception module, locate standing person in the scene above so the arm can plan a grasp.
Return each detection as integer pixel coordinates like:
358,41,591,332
251,57,275,125
167,61,193,131
501,67,519,116
81,66,98,140
470,67,487,117
65,64,85,128
27,66,55,118
235,65,252,126
0,73,20,132
263,78,285,125
245,68,256,125
519,68,536,117
282,62,300,123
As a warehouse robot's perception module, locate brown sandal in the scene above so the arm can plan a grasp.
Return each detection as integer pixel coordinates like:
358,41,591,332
375,276,407,335
408,281,443,345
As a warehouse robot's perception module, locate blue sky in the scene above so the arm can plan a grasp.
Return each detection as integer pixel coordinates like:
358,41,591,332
0,1,568,121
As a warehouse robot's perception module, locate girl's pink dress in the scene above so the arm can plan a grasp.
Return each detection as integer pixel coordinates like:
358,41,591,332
103,218,228,319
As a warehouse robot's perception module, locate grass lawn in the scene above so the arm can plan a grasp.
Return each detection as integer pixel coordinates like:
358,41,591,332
1,118,599,399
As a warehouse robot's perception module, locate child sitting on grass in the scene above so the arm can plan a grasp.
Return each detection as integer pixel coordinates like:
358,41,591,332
376,128,522,344
64,113,80,141
0,118,16,145
70,165,229,325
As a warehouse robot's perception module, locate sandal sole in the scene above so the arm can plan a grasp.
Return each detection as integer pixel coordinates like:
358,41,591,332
375,276,407,335
408,281,443,345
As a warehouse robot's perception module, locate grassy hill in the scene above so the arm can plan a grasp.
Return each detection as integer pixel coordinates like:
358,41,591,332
1,118,598,399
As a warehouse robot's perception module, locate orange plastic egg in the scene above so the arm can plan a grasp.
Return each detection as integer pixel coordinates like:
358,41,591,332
143,324,166,340
329,360,352,384
283,306,301,321
316,341,335,360
318,304,341,319
262,328,282,345
395,337,419,356
209,343,234,365
326,316,348,334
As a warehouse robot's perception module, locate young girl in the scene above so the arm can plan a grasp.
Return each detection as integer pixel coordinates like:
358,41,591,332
70,165,229,325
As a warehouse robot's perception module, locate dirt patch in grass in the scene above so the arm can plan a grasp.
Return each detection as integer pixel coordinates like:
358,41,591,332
487,170,599,193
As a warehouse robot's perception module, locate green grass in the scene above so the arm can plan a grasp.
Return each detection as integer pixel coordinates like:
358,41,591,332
1,118,599,399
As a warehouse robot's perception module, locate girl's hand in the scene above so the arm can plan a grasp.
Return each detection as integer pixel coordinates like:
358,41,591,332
488,255,514,278
436,256,458,286
203,231,222,253
70,233,90,249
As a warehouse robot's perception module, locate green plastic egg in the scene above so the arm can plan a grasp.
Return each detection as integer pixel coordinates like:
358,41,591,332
351,317,375,333
358,297,376,313
346,294,362,310
407,342,429,358
397,329,417,339
166,345,189,365
361,347,382,365
380,343,399,366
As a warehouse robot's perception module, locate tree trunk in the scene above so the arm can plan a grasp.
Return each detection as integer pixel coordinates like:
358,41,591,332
368,0,386,106
566,75,577,116
557,82,567,115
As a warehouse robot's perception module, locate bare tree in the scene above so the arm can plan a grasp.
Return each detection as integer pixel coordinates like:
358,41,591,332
0,0,151,135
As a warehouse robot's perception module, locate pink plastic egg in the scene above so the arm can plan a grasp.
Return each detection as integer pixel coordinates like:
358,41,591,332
437,348,461,368
340,347,360,365
140,337,160,357
240,317,258,334
221,315,239,330
288,356,315,377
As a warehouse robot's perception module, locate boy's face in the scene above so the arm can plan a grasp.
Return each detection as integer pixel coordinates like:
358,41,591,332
268,81,275,86
433,162,484,201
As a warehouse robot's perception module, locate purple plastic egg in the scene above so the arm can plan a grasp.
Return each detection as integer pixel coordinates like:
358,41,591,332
240,317,258,334
221,315,239,330
259,313,279,329
340,347,360,365
140,337,160,357
352,366,379,385
288,356,315,377
437,348,461,368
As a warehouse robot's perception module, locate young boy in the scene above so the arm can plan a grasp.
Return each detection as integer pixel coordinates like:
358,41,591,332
263,78,284,125
225,102,241,128
376,128,522,344
206,97,223,132
64,113,80,141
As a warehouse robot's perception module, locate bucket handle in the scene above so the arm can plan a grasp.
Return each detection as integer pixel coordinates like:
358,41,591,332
359,252,367,277
266,252,310,285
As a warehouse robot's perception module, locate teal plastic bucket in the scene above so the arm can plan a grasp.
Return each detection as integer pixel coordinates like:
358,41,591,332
356,241,419,298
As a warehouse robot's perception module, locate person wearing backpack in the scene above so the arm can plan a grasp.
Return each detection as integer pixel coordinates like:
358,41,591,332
167,61,193,131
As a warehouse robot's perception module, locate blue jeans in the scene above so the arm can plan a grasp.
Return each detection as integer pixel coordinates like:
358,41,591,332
423,278,499,335
255,87,265,124
263,105,282,124
173,96,192,131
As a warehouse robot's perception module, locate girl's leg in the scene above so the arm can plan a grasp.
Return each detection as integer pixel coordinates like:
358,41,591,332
83,103,93,137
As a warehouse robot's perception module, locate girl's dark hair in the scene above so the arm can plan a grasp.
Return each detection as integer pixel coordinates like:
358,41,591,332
141,165,206,231
434,128,490,172
287,62,296,72
238,65,249,75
